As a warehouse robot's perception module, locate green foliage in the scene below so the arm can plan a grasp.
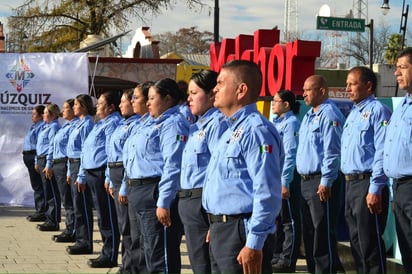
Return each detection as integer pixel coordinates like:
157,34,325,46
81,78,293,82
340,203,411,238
384,33,404,64
6,0,207,53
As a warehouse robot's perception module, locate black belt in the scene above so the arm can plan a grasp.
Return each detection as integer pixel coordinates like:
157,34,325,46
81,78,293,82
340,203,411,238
344,172,372,181
208,213,252,224
396,176,412,183
23,150,36,155
68,158,80,164
53,157,68,165
37,154,46,160
127,177,160,186
108,161,123,168
300,172,321,181
178,188,202,199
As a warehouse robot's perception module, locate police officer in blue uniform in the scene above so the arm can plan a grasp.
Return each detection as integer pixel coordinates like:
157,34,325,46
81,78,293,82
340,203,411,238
65,94,95,255
341,66,391,273
49,99,79,242
383,47,412,273
35,103,62,231
178,70,224,274
106,88,141,274
124,78,189,273
296,75,345,273
121,82,152,274
76,92,121,268
202,60,284,274
23,105,46,222
271,90,302,273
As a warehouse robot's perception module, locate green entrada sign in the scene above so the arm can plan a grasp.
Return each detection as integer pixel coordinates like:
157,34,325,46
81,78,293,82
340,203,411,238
316,16,366,32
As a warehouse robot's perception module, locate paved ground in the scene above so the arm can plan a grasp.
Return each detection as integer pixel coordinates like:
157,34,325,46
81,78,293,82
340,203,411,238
0,205,316,274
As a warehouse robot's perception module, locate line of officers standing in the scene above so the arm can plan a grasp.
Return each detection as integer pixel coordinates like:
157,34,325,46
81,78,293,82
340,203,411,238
20,48,412,274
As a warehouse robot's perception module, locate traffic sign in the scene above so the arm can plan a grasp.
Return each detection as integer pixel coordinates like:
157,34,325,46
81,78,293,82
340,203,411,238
316,16,365,32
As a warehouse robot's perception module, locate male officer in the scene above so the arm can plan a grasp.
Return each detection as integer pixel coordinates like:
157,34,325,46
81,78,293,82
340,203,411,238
341,66,391,273
296,75,345,273
203,60,284,274
383,47,412,273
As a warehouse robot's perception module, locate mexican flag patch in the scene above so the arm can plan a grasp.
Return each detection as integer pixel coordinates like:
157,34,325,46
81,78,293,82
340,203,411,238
176,135,187,142
260,145,273,153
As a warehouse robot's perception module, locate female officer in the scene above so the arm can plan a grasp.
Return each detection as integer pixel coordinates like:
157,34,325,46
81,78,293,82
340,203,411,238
47,99,79,242
35,103,62,232
65,94,95,255
115,81,153,274
271,90,302,273
76,91,121,268
23,105,46,222
124,78,189,273
178,70,224,274
106,88,141,274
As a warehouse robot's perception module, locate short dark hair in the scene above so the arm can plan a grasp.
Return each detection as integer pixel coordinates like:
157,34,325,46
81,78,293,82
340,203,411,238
190,70,218,94
65,99,75,108
153,78,181,106
221,60,262,100
398,47,412,64
349,66,377,92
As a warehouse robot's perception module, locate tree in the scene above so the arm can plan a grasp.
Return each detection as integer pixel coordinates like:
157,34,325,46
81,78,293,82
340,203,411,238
154,26,214,56
384,33,404,64
6,0,208,53
340,22,391,66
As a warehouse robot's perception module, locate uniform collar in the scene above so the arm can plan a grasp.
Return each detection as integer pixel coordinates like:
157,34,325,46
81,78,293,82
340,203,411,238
155,105,180,123
353,95,375,111
227,103,257,129
274,110,294,122
196,108,218,127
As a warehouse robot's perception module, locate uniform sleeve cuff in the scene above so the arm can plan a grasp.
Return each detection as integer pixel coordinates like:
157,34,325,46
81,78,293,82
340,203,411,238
245,233,266,250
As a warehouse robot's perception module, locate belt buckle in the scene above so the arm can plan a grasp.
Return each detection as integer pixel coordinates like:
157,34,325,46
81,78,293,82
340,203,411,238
222,215,227,223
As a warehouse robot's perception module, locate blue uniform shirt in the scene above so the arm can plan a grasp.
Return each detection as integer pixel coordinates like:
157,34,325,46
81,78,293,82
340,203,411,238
179,103,197,124
107,114,140,189
383,94,412,179
66,115,94,177
202,103,284,250
296,99,345,187
23,120,44,151
341,96,391,194
52,117,79,160
273,111,301,188
120,113,152,195
36,119,61,168
180,108,226,190
77,112,121,184
124,105,189,209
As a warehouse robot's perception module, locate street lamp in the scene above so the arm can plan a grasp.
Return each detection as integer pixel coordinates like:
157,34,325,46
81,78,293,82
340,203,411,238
380,0,390,15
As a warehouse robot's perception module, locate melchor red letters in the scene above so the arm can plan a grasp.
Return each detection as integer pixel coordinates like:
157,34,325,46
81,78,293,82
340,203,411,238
210,28,321,96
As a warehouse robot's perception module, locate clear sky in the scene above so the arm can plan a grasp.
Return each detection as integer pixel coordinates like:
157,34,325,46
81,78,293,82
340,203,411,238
0,0,406,45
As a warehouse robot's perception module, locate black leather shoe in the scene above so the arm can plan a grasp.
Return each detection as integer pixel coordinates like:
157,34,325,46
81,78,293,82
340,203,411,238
53,233,75,242
272,261,295,273
27,214,46,222
37,222,60,231
66,245,92,255
87,257,117,268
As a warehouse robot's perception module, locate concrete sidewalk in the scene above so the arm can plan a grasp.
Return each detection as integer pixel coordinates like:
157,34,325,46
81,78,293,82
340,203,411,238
3,204,404,274
0,205,193,273
0,205,315,274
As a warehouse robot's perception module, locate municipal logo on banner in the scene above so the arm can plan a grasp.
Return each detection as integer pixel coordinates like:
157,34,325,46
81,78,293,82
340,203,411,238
5,58,35,92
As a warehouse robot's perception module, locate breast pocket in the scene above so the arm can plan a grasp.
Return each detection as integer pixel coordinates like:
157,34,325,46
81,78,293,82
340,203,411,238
222,143,243,179
194,140,210,169
401,117,412,143
309,124,321,147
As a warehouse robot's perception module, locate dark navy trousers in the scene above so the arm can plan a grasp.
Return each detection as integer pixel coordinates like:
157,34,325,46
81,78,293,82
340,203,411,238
23,152,46,215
